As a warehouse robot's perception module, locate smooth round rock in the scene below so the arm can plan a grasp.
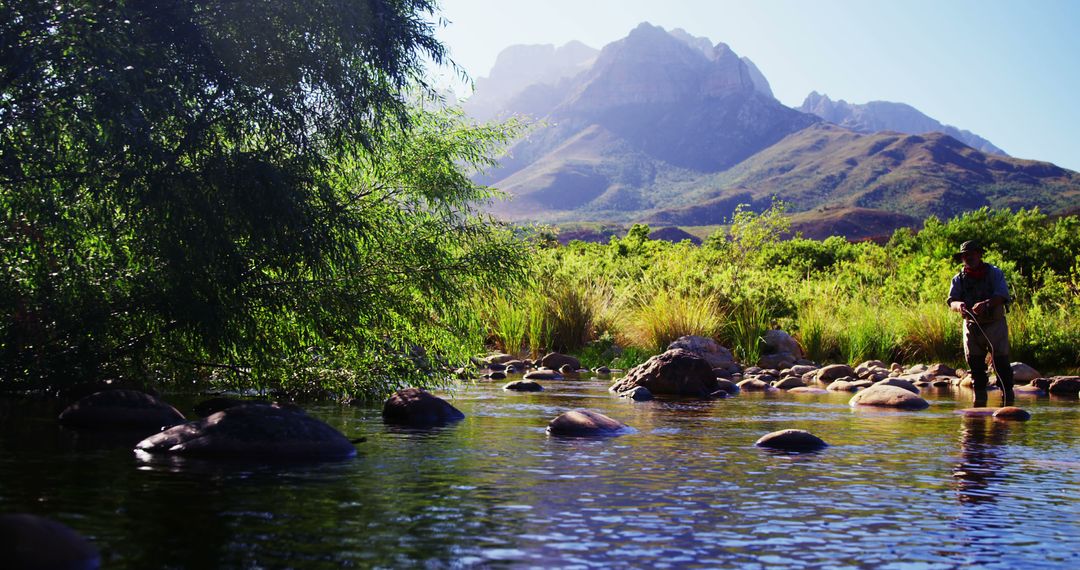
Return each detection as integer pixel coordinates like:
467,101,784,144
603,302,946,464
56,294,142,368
540,352,581,371
993,407,1032,421
558,364,579,376
0,514,100,570
382,388,465,426
58,390,185,430
849,384,929,410
772,376,807,390
134,404,356,462
486,371,507,380
503,380,543,392
622,386,654,401
755,429,828,452
737,378,776,392
547,409,628,436
1014,384,1046,396
713,378,740,395
487,362,507,372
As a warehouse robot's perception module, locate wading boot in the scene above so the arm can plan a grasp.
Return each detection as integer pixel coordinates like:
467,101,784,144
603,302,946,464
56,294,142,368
993,354,1016,406
967,354,990,407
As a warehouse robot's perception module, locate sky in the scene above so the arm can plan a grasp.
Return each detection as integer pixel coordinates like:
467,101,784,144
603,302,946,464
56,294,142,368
431,0,1080,171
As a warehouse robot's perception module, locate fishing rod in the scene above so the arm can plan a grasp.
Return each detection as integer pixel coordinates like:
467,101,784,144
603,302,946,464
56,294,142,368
961,306,1009,401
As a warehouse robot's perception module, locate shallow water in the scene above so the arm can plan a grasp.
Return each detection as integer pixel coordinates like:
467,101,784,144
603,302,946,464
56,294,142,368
1,380,1079,569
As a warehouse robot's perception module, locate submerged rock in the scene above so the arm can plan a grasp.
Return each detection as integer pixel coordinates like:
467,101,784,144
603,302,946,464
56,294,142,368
0,514,100,570
849,384,929,410
755,429,828,452
382,388,465,426
58,390,185,431
546,409,628,436
503,380,543,392
134,404,356,462
609,349,718,398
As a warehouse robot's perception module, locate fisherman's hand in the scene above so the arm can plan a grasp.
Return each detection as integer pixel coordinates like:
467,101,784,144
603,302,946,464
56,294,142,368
950,301,967,314
972,301,989,315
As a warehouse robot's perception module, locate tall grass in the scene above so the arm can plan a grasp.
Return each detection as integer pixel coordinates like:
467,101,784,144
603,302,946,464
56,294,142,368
838,309,897,365
620,291,723,352
723,302,770,366
485,292,527,355
896,303,962,364
795,301,837,363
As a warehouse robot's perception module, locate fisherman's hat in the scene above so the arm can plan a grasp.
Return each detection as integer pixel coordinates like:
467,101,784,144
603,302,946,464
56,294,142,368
952,240,985,262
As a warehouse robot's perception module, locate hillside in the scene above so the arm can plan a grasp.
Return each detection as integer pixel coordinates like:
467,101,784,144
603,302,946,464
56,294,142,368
661,123,1079,221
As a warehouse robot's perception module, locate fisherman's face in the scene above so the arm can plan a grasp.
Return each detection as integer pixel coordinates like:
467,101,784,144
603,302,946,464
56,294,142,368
961,250,983,268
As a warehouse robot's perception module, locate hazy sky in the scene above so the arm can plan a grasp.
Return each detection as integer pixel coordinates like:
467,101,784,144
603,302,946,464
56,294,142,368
432,0,1080,171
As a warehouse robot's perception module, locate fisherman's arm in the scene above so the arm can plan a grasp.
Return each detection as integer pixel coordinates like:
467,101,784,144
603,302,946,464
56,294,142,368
947,276,966,313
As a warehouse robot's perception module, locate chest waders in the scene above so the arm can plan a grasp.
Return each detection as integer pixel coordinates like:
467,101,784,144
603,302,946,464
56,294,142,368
957,270,1014,406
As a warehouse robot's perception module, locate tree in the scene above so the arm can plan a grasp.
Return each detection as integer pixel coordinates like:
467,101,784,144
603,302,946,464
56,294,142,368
0,1,525,397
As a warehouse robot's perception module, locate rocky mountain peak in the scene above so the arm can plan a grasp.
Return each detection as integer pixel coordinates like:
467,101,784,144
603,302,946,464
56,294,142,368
562,23,757,114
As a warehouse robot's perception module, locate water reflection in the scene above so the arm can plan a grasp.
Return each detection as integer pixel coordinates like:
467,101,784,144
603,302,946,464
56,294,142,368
954,417,1010,504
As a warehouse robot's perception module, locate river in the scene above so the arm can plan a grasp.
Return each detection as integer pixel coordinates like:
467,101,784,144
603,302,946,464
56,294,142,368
1,379,1078,568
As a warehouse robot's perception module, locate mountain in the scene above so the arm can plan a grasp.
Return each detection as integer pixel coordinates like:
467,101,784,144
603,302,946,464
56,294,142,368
482,23,818,219
462,41,598,122
647,123,1079,223
471,24,1078,238
799,92,1007,156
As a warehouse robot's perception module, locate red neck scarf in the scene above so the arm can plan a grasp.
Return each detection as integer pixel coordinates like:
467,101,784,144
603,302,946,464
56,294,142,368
963,263,988,279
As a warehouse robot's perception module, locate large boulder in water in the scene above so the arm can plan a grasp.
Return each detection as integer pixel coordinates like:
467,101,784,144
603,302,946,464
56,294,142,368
609,349,719,398
849,384,929,410
546,409,628,436
755,429,827,452
58,390,185,430
667,335,736,370
539,352,581,371
0,514,100,570
134,404,356,462
382,388,465,426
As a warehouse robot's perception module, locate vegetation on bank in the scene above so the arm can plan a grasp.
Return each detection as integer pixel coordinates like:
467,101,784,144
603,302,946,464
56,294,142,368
0,2,527,399
478,207,1080,375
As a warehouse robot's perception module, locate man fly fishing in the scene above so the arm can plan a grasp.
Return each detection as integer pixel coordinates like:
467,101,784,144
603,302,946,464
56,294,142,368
947,240,1015,407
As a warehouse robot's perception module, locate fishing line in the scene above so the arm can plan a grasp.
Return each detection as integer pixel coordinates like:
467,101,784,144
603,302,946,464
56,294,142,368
962,307,1009,399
